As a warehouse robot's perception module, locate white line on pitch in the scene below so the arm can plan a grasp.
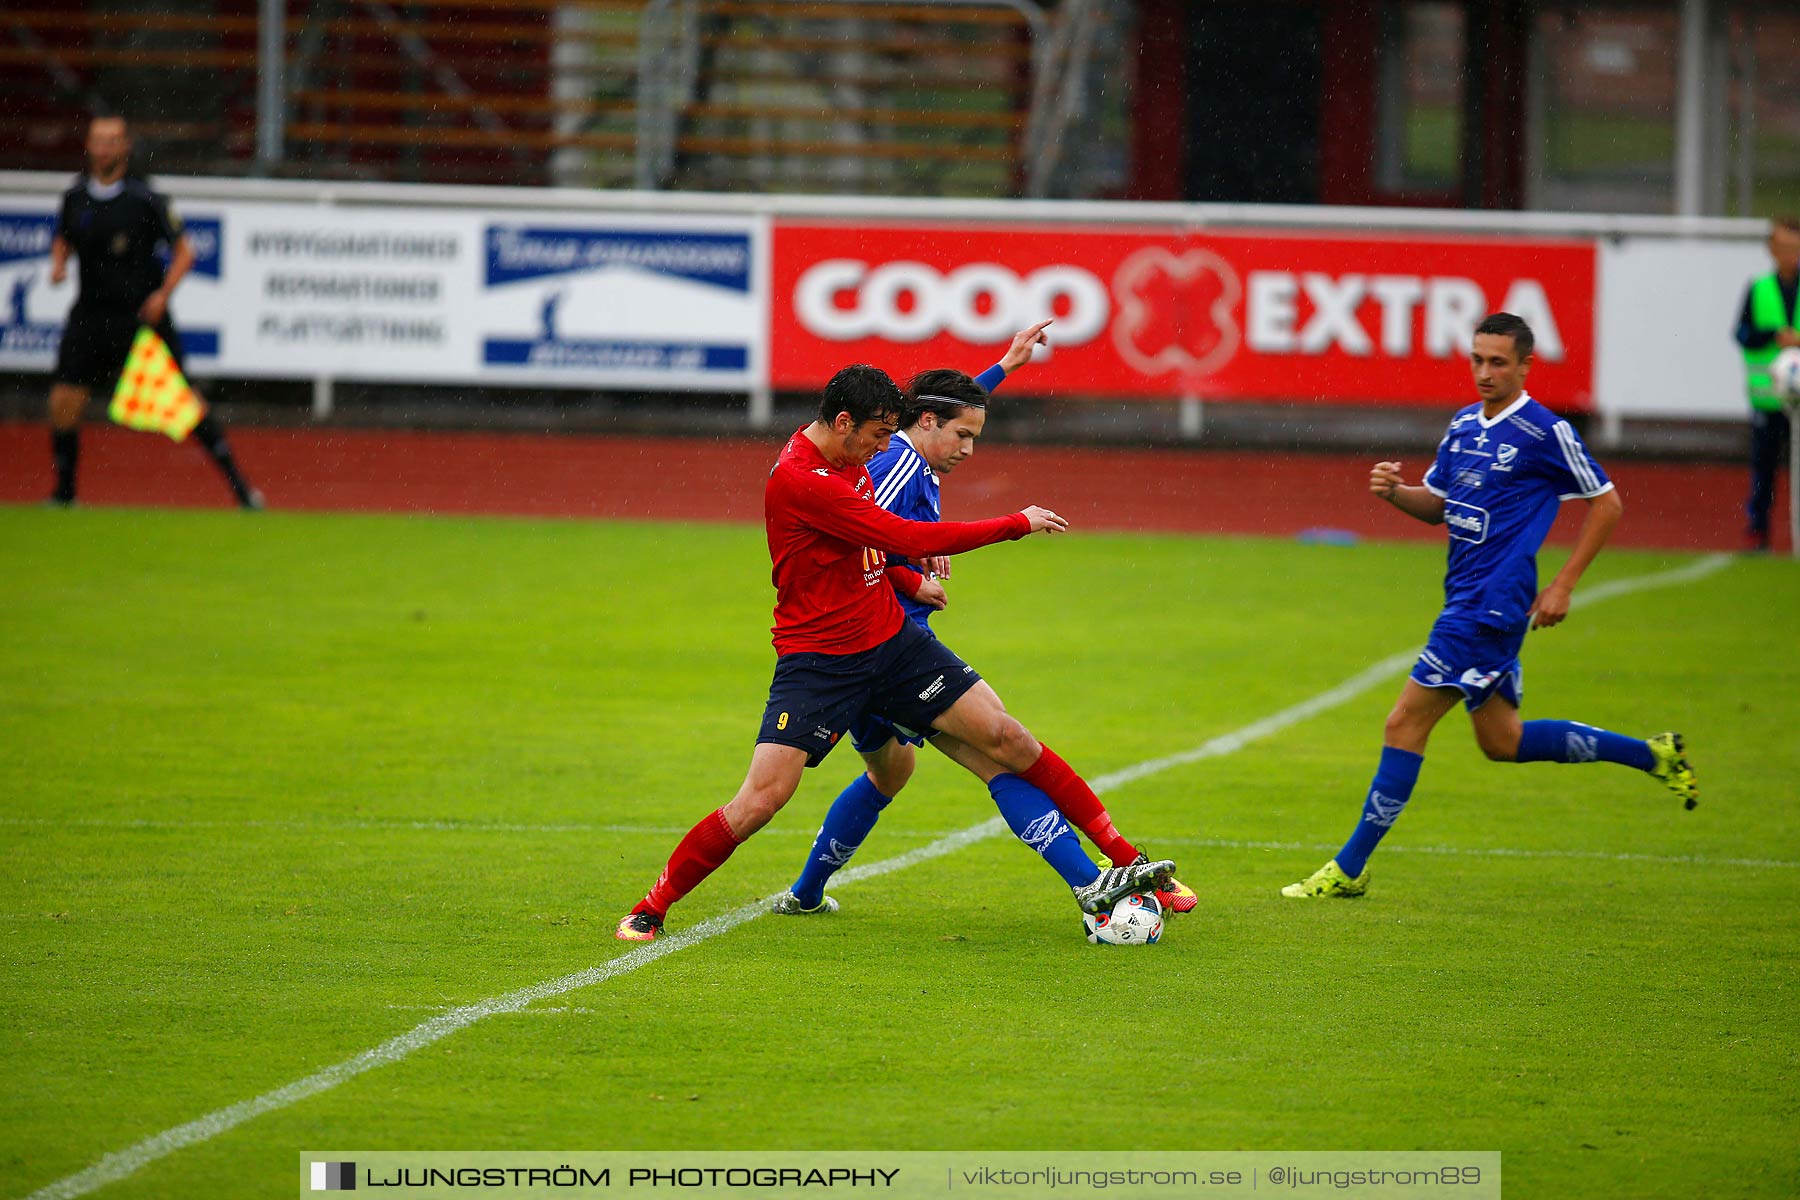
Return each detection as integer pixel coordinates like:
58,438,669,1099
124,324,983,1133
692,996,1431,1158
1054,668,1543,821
1151,835,1799,872
19,552,1732,1200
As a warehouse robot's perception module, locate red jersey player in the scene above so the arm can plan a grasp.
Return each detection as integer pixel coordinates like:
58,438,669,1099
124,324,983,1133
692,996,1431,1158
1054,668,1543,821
616,365,1175,940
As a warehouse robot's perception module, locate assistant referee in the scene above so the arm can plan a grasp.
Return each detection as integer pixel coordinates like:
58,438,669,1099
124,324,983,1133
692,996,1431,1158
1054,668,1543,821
47,115,261,508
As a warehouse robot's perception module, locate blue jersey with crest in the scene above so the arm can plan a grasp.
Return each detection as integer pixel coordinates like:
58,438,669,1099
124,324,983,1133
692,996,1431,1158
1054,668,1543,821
1420,392,1612,632
869,362,1006,626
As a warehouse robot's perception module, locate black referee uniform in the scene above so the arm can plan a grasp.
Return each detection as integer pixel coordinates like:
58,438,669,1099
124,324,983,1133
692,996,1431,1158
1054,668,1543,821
49,173,259,507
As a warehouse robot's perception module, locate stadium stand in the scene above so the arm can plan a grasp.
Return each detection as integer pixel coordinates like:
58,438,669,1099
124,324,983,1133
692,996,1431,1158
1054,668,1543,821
0,0,1125,196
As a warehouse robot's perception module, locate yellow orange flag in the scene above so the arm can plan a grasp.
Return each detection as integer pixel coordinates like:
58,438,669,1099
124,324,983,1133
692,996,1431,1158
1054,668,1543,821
108,327,206,441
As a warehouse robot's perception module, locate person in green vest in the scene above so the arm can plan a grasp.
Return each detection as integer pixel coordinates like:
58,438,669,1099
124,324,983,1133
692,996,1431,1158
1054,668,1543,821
1735,214,1800,552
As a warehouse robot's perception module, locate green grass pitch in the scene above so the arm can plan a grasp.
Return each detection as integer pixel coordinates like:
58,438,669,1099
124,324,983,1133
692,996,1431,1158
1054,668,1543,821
2,506,1796,1199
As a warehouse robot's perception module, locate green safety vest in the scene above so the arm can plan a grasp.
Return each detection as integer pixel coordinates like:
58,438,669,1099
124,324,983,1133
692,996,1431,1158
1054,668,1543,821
1743,273,1799,412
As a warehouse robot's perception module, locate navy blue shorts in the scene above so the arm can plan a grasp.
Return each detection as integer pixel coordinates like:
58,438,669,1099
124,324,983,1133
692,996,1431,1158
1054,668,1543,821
849,711,928,755
758,618,981,767
1411,611,1525,712
54,306,183,392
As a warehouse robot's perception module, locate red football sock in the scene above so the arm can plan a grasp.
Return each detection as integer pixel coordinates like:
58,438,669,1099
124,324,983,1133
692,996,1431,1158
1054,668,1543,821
1021,744,1139,867
639,807,743,916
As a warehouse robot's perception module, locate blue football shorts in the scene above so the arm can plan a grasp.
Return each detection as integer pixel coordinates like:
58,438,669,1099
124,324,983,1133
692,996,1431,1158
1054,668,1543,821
848,711,929,755
1410,610,1526,712
757,618,981,767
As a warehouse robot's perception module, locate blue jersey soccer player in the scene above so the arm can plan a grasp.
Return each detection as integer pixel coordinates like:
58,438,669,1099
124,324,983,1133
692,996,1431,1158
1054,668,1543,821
1282,312,1698,899
772,322,1196,919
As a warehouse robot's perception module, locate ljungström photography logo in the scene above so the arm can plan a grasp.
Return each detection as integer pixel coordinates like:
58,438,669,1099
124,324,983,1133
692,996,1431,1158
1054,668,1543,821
309,1161,355,1191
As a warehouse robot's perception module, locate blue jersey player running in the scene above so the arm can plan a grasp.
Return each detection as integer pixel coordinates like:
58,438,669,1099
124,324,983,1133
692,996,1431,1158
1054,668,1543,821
1283,312,1698,899
772,321,1196,919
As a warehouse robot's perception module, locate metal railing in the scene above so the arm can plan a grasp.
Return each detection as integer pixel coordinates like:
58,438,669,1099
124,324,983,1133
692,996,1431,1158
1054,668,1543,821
633,0,1053,194
6,0,1114,197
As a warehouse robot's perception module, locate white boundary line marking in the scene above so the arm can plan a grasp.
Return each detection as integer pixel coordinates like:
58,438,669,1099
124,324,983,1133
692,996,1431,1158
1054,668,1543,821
1151,835,1800,872
19,552,1733,1200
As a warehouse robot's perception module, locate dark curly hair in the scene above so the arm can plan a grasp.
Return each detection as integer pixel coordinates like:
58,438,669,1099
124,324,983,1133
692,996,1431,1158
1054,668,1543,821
819,364,905,426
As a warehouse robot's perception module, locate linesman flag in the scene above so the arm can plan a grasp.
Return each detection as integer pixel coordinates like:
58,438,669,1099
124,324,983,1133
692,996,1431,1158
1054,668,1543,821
108,326,206,441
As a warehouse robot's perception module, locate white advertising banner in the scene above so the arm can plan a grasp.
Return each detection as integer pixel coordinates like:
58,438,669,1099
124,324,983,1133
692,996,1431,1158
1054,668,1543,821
0,195,224,371
473,211,765,389
1595,238,1768,420
210,205,472,379
0,173,1770,421
0,195,765,392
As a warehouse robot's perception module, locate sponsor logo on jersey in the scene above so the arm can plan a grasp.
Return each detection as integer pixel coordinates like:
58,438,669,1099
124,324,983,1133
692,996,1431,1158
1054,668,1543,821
1443,500,1490,543
861,546,887,584
1456,469,1485,488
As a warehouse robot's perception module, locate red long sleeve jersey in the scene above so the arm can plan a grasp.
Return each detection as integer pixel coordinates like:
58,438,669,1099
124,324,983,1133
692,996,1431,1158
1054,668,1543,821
765,427,1030,656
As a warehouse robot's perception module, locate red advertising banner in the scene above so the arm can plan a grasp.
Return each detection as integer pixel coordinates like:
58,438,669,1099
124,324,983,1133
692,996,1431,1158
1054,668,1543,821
770,221,1597,409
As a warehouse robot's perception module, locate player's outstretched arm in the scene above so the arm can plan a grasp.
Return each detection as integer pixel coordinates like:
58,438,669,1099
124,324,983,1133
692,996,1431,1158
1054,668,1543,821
1370,460,1446,525
999,319,1053,373
791,467,1040,558
1531,487,1623,629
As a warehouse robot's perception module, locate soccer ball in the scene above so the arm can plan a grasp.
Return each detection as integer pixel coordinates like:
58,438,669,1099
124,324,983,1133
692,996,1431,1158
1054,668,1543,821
1773,347,1800,401
1082,891,1164,946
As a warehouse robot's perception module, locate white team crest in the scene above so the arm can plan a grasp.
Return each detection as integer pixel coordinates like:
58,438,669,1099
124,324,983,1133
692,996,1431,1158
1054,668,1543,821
1493,444,1519,471
1364,791,1407,828
817,837,860,867
1565,733,1599,763
1460,667,1500,690
1019,811,1069,852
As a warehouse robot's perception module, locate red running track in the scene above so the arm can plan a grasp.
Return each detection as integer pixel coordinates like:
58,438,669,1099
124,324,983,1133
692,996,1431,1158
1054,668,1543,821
0,421,1784,553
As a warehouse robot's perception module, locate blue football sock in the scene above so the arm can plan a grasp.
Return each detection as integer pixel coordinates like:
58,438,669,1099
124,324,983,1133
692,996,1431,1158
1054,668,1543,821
1516,720,1655,770
989,774,1100,888
1336,746,1425,878
791,773,891,908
